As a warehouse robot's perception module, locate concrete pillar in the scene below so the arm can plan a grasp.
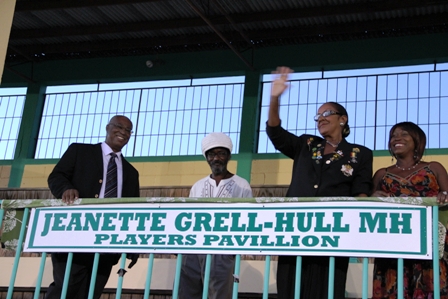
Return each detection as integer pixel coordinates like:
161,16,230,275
0,0,16,84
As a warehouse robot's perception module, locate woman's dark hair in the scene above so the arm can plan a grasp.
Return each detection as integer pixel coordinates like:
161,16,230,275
388,122,426,161
327,101,350,137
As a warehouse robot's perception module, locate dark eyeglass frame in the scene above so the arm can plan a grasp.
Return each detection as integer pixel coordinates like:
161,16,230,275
109,122,134,134
206,151,229,159
314,110,342,122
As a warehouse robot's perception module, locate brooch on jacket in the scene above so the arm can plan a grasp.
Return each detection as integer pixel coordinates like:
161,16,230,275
310,140,324,164
307,137,314,151
341,164,354,176
329,150,344,162
350,148,360,163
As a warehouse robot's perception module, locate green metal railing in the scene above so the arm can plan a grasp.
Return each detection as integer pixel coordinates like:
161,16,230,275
0,198,442,299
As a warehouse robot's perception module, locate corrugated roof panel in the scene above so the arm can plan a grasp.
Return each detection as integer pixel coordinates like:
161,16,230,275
12,12,48,29
62,8,109,26
132,1,199,20
97,5,147,23
6,0,448,62
30,10,80,27
240,0,306,12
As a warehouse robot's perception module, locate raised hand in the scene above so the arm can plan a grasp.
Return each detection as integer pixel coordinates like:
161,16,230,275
271,66,293,98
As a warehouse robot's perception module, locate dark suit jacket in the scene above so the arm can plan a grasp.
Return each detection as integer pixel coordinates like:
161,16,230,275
48,143,140,199
266,124,373,197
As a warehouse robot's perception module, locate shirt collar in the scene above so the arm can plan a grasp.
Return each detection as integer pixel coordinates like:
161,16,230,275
101,142,122,159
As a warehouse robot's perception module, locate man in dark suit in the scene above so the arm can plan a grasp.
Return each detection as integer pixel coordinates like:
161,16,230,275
46,115,140,299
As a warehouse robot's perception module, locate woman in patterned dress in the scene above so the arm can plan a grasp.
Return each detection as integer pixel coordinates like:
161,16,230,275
371,121,448,299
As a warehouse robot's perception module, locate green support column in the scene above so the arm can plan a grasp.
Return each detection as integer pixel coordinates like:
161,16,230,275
8,83,46,187
236,70,262,182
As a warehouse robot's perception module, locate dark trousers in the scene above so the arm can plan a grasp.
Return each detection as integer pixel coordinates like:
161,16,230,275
45,253,120,299
276,255,349,299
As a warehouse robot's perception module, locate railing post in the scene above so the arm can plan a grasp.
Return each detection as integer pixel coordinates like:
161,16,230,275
0,200,4,229
143,253,155,299
61,252,74,299
433,205,440,299
115,253,127,299
262,255,271,299
397,258,403,299
6,207,30,299
87,253,101,299
294,256,302,299
232,254,241,299
362,257,369,299
327,257,335,299
172,253,183,299
202,254,212,299
33,252,47,299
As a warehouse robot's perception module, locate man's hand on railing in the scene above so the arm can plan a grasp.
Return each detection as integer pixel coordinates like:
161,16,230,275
61,189,79,205
126,253,139,269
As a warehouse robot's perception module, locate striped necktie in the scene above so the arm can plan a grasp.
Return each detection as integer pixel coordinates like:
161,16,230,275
104,153,117,198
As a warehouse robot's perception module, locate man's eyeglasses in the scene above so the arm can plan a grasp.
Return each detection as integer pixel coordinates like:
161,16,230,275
109,123,133,134
314,110,342,122
207,151,228,159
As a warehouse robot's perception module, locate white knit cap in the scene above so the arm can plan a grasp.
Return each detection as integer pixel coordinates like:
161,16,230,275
201,132,233,157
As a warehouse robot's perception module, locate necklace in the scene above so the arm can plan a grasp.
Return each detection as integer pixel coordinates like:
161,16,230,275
395,161,420,171
326,140,340,148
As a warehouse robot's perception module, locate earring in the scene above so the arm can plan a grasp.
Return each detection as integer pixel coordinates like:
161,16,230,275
340,122,344,126
414,150,418,160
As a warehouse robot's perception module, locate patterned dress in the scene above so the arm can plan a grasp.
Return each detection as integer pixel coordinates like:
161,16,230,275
372,165,448,299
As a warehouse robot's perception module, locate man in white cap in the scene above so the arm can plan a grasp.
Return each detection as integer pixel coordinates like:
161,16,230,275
178,132,252,299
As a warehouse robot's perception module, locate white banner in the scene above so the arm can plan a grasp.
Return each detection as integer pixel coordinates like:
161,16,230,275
24,201,432,259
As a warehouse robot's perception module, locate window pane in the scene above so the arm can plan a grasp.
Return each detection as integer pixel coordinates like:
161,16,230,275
258,68,448,152
0,89,26,159
36,77,245,158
